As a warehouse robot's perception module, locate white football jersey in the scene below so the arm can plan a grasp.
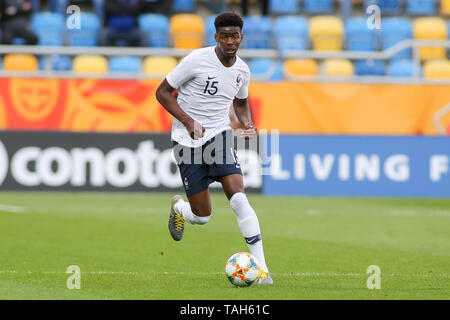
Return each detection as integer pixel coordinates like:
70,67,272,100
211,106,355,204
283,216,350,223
166,46,251,147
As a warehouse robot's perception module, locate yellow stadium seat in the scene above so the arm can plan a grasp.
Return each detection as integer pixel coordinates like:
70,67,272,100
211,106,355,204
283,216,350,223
143,56,178,76
441,0,450,15
423,59,450,78
170,14,205,49
324,59,354,76
413,17,447,60
3,54,38,71
309,16,344,51
73,55,108,73
284,59,318,76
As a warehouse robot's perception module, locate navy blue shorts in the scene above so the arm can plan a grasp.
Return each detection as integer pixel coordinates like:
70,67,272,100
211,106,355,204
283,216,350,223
173,130,242,197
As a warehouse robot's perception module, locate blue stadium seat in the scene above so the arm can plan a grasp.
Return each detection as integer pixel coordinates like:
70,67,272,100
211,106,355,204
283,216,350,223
12,38,26,45
269,0,300,15
364,0,401,14
243,16,273,49
173,0,196,12
67,13,100,47
249,58,284,81
388,59,422,77
139,14,170,47
109,56,141,73
31,0,40,11
31,12,65,46
345,17,378,51
304,0,333,13
355,60,387,75
51,0,104,19
406,0,437,15
39,55,72,71
205,15,217,46
274,16,308,52
381,18,412,59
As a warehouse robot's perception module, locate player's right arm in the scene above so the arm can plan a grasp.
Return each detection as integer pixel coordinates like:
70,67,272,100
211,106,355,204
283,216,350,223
156,78,205,140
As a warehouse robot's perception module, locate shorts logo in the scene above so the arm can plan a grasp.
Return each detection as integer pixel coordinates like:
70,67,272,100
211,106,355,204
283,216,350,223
184,176,189,190
230,147,241,169
0,140,8,186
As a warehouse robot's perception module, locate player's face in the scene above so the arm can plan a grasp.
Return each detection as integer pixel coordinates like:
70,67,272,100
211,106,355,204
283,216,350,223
215,26,243,58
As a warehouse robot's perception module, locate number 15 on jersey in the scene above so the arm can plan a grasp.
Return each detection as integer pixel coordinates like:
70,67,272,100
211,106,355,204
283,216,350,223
204,79,218,95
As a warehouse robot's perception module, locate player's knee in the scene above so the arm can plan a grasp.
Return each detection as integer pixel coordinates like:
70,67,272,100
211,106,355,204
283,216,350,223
229,192,250,213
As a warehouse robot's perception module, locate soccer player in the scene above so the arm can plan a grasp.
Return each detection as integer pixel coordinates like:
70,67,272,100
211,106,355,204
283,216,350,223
155,12,272,284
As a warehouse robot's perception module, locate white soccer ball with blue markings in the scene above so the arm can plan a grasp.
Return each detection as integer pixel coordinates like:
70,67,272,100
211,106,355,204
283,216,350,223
225,252,261,287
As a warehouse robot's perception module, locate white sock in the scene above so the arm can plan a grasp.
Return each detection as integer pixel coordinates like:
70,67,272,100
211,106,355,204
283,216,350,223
229,192,269,272
174,200,210,225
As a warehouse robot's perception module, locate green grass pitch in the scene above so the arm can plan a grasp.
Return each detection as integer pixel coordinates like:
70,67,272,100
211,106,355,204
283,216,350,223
0,192,449,300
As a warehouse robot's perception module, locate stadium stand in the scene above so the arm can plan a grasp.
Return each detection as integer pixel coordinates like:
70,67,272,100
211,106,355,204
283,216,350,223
51,0,104,19
355,59,387,75
242,16,273,49
143,56,177,75
284,59,319,76
172,0,196,12
406,0,437,15
345,17,378,51
268,0,300,15
170,13,204,49
309,16,344,51
381,18,413,59
73,54,108,73
413,17,448,60
274,16,309,52
3,54,39,71
109,55,141,73
205,15,218,46
442,0,450,15
363,0,402,15
388,59,422,76
249,57,284,81
139,13,170,47
304,0,334,14
0,0,449,79
423,58,450,77
323,58,355,76
31,12,65,46
39,54,72,71
67,12,101,47
1,0,38,45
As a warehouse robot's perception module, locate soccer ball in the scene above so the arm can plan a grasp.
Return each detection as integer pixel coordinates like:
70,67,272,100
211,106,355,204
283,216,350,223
225,252,261,287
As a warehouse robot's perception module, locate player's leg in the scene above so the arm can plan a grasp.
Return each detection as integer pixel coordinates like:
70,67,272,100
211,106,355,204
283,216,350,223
169,143,213,241
174,189,212,223
219,174,272,284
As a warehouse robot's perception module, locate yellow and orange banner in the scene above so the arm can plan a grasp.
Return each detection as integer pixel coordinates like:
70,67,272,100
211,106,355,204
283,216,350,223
0,78,449,135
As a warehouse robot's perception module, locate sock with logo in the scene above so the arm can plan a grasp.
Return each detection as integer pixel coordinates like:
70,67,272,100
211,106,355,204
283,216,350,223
229,192,269,272
174,200,210,225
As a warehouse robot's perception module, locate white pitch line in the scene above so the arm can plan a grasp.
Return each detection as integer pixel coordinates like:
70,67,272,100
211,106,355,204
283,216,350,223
0,270,449,278
0,204,28,213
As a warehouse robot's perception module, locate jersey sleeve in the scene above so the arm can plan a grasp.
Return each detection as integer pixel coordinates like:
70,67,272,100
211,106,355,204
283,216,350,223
235,69,250,99
166,53,196,89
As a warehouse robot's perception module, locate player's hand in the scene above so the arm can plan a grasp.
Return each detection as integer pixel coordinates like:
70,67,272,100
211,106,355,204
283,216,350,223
186,119,205,140
241,122,257,139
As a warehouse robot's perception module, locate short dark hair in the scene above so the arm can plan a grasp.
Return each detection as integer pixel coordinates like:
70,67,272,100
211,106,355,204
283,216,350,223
214,12,243,32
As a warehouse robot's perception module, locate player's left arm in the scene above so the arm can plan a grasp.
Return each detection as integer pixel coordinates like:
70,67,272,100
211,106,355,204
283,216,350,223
233,97,257,138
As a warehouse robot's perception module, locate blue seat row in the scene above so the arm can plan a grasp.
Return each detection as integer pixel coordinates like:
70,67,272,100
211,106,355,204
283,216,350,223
249,58,423,79
27,11,448,62
30,0,442,16
1,54,423,79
